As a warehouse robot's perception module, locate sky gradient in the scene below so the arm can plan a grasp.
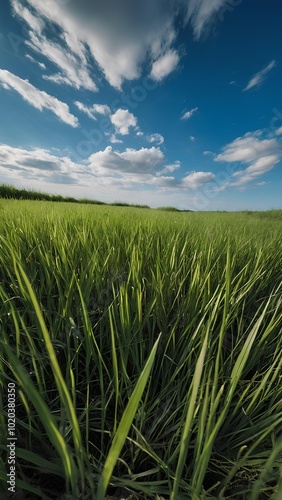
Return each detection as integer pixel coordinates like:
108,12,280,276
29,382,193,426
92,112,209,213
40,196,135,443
0,0,281,210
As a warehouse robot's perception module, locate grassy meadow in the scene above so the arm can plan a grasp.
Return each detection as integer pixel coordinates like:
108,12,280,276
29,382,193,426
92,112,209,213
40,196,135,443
0,199,282,499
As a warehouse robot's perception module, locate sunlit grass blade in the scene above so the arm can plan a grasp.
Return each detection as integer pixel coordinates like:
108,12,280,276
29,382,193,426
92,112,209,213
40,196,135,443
171,329,209,500
96,333,162,500
1,240,88,492
0,341,78,493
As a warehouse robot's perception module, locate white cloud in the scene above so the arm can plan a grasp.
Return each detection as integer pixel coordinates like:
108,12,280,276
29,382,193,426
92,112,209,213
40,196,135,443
150,50,180,82
27,30,97,91
0,69,78,127
215,131,282,189
10,0,235,90
74,101,111,120
215,131,280,163
11,0,44,33
147,133,164,145
185,0,230,40
0,143,223,208
25,54,46,70
275,126,282,136
190,135,195,141
182,171,215,189
158,162,181,174
150,175,177,187
110,109,137,135
109,135,123,144
181,107,198,120
243,60,276,92
0,144,83,184
93,104,111,116
136,131,144,137
234,155,278,175
231,155,279,188
74,103,138,139
88,146,164,174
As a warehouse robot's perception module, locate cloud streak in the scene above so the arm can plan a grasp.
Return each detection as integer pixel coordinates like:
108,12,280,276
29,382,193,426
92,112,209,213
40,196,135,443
25,54,46,69
150,50,180,81
27,30,97,91
181,107,198,120
215,131,282,189
231,155,280,187
0,69,79,127
74,102,111,120
243,60,276,92
185,0,229,40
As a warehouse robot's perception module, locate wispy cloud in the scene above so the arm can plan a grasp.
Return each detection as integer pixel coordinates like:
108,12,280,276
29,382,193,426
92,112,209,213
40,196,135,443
108,135,123,144
215,131,280,163
158,162,181,174
27,30,97,91
0,144,82,184
182,171,215,189
11,0,237,90
0,69,78,127
243,60,276,92
11,0,44,33
185,0,231,39
150,50,180,82
231,155,279,188
147,133,164,145
74,102,111,120
25,54,46,70
181,107,198,120
215,130,282,189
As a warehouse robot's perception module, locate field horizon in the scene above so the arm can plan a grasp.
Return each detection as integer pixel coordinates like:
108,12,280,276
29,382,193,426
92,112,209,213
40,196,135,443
0,184,281,215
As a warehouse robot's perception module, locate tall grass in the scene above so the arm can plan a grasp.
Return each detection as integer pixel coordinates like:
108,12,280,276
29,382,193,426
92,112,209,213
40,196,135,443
0,199,282,498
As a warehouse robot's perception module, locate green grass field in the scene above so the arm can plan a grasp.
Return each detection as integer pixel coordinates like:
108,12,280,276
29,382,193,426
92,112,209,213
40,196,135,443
0,199,282,499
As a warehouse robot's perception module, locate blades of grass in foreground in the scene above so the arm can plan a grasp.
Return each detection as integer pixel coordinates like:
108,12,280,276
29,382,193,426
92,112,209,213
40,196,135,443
0,342,78,494
109,305,119,434
15,262,83,425
171,329,209,500
250,435,282,500
4,245,88,491
15,448,65,478
96,332,162,500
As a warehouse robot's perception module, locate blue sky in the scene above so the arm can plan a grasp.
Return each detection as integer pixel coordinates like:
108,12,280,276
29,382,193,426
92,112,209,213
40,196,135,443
0,0,281,210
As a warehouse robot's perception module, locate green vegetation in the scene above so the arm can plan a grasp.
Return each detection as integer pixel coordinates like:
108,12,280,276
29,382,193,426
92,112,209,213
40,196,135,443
0,199,282,499
0,184,150,209
156,206,182,212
